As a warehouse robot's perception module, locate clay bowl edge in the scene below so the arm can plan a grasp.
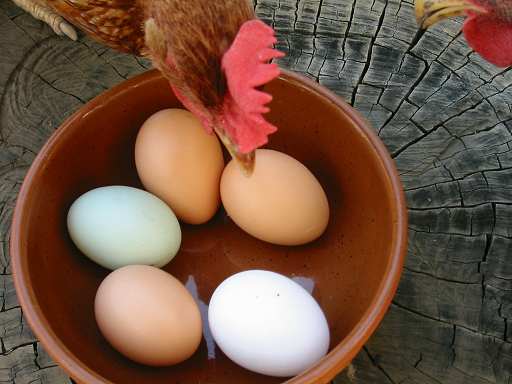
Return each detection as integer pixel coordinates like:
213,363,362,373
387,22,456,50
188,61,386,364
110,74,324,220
279,71,407,384
10,69,408,384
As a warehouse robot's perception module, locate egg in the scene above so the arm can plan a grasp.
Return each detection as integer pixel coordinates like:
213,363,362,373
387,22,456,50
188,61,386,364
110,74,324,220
95,265,202,366
221,149,329,245
135,108,224,224
67,186,181,270
208,270,330,377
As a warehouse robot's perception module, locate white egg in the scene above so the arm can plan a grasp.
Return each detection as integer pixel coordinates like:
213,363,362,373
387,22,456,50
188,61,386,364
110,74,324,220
67,186,181,270
208,270,330,377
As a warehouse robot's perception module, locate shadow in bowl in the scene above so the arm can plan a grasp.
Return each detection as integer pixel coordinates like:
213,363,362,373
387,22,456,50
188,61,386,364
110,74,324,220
11,69,407,384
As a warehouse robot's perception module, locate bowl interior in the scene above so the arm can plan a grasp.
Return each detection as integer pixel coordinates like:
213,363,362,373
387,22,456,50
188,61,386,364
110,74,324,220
14,71,402,383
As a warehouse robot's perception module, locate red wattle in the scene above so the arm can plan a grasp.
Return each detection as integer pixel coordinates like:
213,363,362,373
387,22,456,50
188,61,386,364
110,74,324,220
463,13,512,67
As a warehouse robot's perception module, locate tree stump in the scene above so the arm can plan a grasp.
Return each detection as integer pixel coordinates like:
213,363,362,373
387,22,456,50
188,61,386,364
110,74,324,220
0,0,510,383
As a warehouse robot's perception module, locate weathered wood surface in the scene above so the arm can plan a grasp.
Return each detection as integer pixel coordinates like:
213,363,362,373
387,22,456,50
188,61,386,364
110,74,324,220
0,0,510,382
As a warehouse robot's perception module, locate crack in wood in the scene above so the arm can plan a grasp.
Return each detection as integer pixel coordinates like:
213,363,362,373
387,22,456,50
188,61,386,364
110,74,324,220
1,0,512,383
363,346,398,384
349,0,389,105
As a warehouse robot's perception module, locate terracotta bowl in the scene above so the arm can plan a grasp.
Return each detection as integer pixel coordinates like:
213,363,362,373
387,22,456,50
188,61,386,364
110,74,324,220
11,69,407,384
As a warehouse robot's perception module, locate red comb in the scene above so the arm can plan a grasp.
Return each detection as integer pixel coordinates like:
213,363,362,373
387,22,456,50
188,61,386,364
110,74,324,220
463,11,512,67
221,19,285,153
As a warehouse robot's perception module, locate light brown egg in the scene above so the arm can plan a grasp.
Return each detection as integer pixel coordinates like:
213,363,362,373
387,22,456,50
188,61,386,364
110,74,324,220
221,149,329,246
135,109,224,224
94,265,202,366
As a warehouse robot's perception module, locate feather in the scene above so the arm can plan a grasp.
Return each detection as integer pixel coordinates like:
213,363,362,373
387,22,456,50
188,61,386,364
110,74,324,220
146,0,255,111
44,0,145,53
40,0,282,159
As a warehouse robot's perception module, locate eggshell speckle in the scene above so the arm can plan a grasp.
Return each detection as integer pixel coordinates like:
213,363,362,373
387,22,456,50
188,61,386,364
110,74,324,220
221,149,329,245
95,265,202,366
135,109,224,224
208,270,330,377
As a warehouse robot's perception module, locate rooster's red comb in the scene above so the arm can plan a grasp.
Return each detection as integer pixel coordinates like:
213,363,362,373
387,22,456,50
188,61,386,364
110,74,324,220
220,19,285,154
463,9,512,67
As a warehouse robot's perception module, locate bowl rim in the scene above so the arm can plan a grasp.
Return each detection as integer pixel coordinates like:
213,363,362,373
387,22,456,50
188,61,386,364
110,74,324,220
10,69,407,384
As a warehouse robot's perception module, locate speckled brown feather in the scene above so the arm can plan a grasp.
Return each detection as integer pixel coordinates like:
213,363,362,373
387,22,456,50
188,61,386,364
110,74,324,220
43,0,255,111
44,0,146,54
144,0,255,112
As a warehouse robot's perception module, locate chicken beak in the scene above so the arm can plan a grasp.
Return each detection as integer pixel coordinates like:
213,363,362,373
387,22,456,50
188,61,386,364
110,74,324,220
214,126,255,176
415,0,486,28
232,150,255,176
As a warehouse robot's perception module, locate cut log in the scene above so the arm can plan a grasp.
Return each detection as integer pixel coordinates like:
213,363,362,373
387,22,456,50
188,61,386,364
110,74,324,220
1,0,511,383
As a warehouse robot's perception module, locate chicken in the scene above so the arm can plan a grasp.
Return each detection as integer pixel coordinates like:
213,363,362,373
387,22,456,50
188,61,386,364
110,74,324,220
12,0,78,40
415,0,512,67
11,0,284,174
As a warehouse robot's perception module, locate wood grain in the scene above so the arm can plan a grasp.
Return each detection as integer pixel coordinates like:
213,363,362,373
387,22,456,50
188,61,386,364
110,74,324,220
0,0,511,382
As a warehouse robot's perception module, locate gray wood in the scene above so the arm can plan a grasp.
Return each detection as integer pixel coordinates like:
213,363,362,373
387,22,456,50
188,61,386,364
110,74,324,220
0,0,510,382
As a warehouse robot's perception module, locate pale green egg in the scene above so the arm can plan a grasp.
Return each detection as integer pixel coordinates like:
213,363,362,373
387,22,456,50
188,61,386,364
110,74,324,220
67,186,181,270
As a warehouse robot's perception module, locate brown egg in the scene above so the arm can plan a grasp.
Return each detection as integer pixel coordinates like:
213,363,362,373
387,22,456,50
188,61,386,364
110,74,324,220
221,149,329,246
94,265,202,366
135,109,224,224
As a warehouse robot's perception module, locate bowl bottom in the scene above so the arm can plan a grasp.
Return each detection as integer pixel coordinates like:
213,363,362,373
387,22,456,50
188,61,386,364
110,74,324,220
13,70,404,384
